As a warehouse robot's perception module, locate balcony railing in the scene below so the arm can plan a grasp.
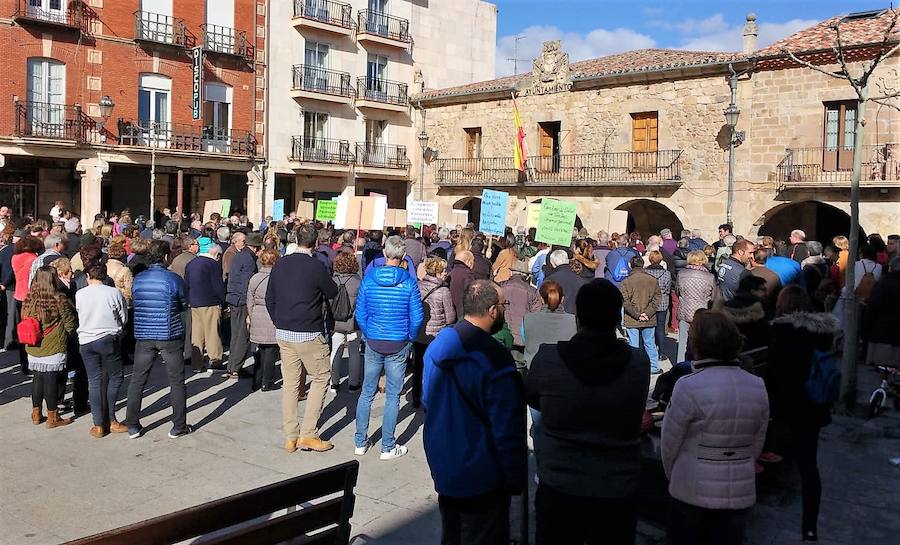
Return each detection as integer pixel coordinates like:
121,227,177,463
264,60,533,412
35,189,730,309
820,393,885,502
290,136,354,164
14,101,95,142
294,0,353,31
134,11,190,47
356,142,410,169
436,150,684,186
356,77,408,106
777,144,900,188
13,0,86,32
357,9,410,42
201,24,253,60
117,119,256,156
292,65,354,98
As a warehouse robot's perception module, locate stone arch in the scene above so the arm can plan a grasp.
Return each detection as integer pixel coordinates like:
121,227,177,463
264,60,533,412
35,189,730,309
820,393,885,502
614,199,684,238
453,196,481,228
757,200,866,243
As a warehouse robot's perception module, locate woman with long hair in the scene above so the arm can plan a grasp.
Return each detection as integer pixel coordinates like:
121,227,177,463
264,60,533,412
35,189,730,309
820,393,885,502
573,238,599,279
23,266,78,428
491,233,518,283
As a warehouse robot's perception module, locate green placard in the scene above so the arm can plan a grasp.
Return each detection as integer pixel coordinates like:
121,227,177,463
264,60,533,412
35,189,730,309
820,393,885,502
316,200,337,221
535,199,577,247
220,199,231,217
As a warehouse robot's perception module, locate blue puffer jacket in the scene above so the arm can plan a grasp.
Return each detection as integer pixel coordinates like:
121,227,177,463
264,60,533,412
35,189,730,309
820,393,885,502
132,263,187,341
355,265,424,342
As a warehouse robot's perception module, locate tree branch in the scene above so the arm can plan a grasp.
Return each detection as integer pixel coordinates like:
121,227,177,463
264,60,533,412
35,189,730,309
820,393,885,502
869,97,900,112
782,48,848,80
863,8,900,82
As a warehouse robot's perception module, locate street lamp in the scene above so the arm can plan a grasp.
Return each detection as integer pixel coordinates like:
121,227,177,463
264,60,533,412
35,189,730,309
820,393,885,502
417,129,429,201
724,104,740,129
724,70,746,226
97,95,115,134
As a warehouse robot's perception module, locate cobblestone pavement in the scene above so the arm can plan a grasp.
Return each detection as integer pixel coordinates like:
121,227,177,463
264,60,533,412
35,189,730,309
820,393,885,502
0,348,898,545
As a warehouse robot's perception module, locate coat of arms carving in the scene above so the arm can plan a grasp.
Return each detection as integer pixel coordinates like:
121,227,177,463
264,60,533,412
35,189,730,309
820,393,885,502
518,40,573,96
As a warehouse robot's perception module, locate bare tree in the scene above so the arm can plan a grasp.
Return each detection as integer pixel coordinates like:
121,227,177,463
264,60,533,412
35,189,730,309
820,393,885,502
782,7,900,412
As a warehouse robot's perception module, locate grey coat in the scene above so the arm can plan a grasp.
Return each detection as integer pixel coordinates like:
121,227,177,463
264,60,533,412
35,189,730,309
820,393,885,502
330,273,361,333
418,274,456,339
676,265,718,324
247,267,276,345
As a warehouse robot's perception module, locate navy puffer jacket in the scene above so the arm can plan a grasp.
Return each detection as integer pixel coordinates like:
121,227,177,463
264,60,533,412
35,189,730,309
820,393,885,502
132,263,187,340
355,265,424,342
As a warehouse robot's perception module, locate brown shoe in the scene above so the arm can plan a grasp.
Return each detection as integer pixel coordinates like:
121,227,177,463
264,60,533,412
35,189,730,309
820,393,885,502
46,410,73,429
31,407,46,425
109,421,128,434
297,436,334,452
284,439,298,453
89,426,108,438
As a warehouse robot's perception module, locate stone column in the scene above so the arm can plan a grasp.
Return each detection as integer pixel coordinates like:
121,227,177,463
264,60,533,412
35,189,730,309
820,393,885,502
246,166,263,227
76,157,108,222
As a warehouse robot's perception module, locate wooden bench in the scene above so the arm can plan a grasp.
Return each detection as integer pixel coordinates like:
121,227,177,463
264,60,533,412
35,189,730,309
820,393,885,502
62,461,359,545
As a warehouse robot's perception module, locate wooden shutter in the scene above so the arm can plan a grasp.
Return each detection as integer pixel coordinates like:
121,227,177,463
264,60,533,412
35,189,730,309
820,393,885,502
632,112,658,172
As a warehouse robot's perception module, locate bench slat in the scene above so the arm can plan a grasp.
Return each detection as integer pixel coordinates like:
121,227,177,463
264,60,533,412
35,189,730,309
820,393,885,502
199,496,345,545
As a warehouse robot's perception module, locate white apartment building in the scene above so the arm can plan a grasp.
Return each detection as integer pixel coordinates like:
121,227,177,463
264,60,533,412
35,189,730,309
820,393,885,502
263,0,497,215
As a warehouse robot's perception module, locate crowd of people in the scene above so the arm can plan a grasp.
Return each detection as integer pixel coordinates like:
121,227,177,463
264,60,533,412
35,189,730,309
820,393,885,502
2,202,899,545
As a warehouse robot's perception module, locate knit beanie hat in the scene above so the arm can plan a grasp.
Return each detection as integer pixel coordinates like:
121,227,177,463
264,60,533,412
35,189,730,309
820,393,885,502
197,236,214,254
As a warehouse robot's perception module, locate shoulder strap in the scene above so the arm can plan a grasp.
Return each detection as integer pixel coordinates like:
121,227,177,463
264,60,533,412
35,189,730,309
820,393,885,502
249,273,270,295
422,285,442,303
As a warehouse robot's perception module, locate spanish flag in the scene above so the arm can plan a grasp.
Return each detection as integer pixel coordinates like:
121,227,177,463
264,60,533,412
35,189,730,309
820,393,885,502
513,96,529,172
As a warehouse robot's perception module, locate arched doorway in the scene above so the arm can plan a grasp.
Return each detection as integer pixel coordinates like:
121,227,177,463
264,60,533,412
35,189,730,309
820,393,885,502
758,201,865,243
615,199,683,238
453,197,481,228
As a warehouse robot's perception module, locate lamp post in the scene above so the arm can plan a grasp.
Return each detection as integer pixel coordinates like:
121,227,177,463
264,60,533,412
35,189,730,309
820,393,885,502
724,71,745,226
97,95,115,134
417,129,429,201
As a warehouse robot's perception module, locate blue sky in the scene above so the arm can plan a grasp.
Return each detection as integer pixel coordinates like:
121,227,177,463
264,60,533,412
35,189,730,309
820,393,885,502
492,0,884,76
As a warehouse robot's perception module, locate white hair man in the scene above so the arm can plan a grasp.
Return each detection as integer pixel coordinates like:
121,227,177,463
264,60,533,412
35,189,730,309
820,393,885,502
29,233,67,285
544,249,585,314
789,229,810,263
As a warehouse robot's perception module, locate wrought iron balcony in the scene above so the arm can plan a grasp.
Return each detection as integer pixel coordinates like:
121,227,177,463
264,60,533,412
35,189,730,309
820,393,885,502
294,0,353,31
117,119,256,157
134,11,191,47
776,144,900,189
435,150,684,186
292,65,354,98
201,24,253,61
12,0,87,32
355,142,410,169
356,77,408,106
290,136,354,164
357,9,410,43
14,101,95,142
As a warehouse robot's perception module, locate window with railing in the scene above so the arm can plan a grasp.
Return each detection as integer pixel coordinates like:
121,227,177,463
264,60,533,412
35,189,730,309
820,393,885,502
14,100,94,141
134,11,188,46
290,136,354,164
356,77,408,106
357,9,410,42
294,0,353,30
292,65,353,97
777,144,899,186
201,24,252,59
356,142,409,169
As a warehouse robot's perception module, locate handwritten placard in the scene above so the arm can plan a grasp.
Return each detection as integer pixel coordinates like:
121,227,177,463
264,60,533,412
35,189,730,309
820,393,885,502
407,201,439,224
535,198,577,247
272,199,285,221
220,199,232,218
315,200,337,221
479,189,509,235
526,203,542,229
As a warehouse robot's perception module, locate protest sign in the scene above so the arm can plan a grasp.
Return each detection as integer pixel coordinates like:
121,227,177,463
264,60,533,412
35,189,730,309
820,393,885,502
296,200,314,219
607,210,629,234
535,198,577,247
315,200,337,221
479,189,508,235
334,195,387,230
385,209,407,228
451,209,469,227
272,199,285,221
407,201,439,224
220,199,231,217
202,200,222,222
526,203,542,229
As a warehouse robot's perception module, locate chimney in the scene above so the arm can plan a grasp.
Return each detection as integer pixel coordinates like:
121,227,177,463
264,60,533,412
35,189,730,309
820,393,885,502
743,13,759,54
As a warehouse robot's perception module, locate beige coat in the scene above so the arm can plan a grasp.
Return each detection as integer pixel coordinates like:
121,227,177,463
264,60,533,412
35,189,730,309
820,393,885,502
661,363,769,510
106,258,133,305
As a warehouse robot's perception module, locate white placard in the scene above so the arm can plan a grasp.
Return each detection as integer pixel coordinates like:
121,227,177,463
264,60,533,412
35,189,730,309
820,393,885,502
407,201,439,224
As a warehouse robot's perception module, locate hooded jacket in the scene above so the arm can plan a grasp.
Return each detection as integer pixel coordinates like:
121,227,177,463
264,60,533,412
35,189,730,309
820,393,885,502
713,294,769,351
525,332,650,497
355,265,424,342
423,320,527,498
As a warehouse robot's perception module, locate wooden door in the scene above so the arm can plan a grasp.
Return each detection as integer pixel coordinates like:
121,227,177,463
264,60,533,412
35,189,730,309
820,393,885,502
632,112,658,173
823,101,856,172
538,122,560,172
464,127,482,174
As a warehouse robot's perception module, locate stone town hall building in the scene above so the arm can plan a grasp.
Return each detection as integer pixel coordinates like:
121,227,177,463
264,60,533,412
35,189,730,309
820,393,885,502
413,11,900,242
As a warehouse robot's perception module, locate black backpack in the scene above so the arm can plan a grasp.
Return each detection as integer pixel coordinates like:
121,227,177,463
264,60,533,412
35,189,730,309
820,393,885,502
332,277,353,322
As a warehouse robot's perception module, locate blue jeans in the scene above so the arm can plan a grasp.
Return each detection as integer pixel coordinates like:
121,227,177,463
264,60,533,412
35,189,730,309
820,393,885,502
355,343,410,452
626,327,659,373
80,335,124,427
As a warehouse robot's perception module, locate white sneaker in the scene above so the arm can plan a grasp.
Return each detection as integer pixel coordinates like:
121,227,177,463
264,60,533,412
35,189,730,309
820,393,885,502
379,445,408,460
354,442,370,456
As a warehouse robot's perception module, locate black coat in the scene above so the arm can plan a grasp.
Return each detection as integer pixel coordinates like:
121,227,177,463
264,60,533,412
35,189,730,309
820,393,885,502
862,271,900,345
545,264,586,314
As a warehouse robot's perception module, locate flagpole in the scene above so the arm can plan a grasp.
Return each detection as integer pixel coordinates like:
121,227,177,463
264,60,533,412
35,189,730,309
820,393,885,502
511,91,537,184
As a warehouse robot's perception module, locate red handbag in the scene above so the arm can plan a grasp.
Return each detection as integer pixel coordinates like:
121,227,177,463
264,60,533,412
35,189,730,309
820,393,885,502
17,317,56,347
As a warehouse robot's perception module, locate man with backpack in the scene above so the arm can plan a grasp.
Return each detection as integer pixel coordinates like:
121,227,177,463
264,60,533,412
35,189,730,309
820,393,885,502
605,239,639,288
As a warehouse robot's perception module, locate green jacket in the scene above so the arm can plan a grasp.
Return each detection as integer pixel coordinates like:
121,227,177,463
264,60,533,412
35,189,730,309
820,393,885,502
24,298,77,358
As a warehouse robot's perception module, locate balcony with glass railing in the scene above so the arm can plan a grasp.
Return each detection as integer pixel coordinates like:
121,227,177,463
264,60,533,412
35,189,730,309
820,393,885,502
133,11,191,48
14,101,95,142
292,0,353,35
357,9,410,46
117,119,256,157
201,24,253,61
291,65,354,104
355,77,409,112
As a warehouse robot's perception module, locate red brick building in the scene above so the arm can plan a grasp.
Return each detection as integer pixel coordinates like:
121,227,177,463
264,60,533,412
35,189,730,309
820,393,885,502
0,0,266,222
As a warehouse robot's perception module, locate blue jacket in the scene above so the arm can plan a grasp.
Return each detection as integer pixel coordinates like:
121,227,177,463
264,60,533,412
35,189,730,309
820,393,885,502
132,264,187,340
423,320,527,497
185,255,226,308
355,265,424,342
226,248,257,306
363,255,418,286
604,247,640,287
766,255,805,288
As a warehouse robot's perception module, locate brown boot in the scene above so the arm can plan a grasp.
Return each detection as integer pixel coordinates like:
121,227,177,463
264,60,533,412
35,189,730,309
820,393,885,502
109,421,128,434
46,410,73,429
297,436,334,452
284,438,298,453
31,407,46,425
89,426,107,438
